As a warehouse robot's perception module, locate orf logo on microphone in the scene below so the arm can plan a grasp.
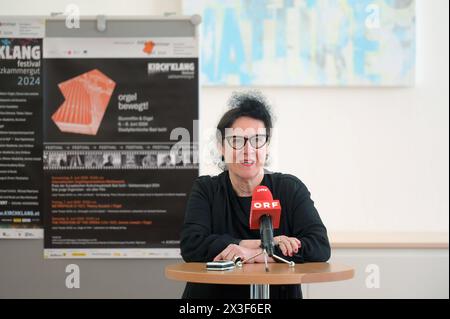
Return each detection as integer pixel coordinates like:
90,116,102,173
249,185,281,229
253,201,279,209
249,199,281,229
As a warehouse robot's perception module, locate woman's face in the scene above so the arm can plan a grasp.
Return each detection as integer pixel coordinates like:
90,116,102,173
222,116,268,181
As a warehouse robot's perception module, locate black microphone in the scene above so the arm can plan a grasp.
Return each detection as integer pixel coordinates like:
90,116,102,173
259,214,275,257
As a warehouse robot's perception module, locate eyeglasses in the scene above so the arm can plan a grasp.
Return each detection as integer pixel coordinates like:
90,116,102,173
225,134,268,150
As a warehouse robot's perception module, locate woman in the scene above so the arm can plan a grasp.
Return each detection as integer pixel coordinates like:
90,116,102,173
180,92,330,299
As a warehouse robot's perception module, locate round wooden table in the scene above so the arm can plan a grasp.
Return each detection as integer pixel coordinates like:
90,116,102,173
165,262,354,299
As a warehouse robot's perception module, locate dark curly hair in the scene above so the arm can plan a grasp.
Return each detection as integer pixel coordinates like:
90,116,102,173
216,91,273,144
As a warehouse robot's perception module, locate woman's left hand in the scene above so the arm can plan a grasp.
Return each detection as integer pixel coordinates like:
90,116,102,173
274,235,301,257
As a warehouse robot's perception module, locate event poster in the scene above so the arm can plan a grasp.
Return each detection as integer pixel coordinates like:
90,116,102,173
0,18,44,239
43,36,198,258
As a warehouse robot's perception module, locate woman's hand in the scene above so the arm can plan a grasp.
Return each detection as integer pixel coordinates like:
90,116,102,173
238,239,261,249
213,244,260,263
274,235,301,257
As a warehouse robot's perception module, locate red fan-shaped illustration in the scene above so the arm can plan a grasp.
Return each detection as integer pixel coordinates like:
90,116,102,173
52,69,116,135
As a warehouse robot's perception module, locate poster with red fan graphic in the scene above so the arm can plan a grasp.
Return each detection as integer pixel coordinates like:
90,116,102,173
43,36,199,258
51,69,116,136
0,18,44,239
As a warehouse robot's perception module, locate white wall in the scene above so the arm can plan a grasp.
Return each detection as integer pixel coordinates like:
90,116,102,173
0,0,180,16
306,248,449,299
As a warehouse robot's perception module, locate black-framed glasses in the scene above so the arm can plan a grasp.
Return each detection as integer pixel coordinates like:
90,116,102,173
225,134,268,150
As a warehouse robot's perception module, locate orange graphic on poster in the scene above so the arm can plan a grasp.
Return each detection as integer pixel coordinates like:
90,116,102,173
51,69,116,136
143,41,155,55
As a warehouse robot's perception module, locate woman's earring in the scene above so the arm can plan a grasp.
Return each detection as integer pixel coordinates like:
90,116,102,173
265,153,270,166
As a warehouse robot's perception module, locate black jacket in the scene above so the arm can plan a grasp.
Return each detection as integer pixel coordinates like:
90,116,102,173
180,170,331,299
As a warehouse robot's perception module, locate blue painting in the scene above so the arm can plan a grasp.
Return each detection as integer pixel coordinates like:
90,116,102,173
183,0,415,86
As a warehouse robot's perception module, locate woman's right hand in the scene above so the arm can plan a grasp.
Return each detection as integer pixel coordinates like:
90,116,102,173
238,239,261,249
213,244,259,263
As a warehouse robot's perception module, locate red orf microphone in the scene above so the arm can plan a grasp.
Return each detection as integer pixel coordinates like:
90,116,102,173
249,186,281,256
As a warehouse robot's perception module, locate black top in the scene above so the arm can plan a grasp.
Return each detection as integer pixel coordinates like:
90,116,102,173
180,170,331,299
